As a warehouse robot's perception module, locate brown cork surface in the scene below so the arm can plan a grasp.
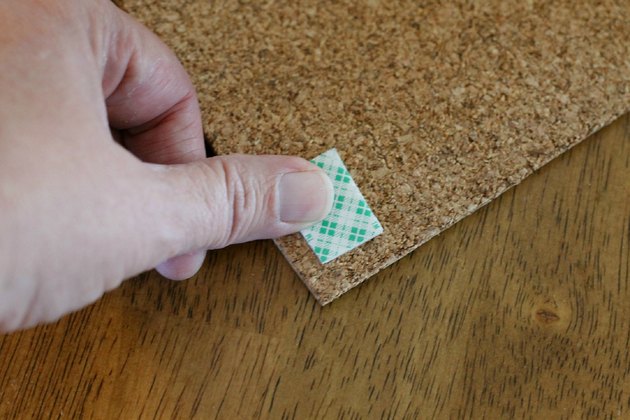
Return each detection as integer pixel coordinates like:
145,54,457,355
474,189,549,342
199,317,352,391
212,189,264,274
119,0,630,304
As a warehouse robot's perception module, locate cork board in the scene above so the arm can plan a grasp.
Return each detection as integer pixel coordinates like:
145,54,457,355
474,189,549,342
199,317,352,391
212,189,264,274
119,0,630,304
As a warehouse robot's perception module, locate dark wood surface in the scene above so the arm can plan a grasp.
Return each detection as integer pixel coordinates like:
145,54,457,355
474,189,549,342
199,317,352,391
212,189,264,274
1,114,629,418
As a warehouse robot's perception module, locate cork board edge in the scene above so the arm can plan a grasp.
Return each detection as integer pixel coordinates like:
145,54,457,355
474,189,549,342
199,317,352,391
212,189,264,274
277,107,628,306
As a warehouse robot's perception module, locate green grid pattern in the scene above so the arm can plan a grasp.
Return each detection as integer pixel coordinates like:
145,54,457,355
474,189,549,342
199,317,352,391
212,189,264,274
301,149,383,264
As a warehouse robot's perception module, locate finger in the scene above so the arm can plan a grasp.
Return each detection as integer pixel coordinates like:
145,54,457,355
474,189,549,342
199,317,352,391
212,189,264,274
155,251,206,281
102,4,207,277
103,4,205,165
152,155,334,255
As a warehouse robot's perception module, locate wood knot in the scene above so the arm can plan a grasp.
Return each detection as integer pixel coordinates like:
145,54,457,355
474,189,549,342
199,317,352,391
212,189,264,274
535,308,560,324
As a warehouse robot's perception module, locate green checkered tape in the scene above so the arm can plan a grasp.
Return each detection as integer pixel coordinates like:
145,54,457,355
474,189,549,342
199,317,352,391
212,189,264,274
300,148,383,264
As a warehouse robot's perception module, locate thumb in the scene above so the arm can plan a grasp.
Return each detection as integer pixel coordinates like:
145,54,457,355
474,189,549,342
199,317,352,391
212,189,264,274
153,154,333,271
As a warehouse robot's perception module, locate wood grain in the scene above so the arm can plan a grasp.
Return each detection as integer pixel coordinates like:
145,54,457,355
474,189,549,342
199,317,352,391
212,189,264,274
1,114,629,418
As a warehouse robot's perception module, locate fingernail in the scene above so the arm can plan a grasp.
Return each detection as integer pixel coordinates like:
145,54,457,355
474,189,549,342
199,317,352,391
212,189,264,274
279,170,334,223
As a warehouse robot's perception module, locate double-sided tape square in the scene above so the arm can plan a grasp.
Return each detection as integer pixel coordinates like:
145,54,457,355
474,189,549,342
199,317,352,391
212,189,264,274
301,149,383,264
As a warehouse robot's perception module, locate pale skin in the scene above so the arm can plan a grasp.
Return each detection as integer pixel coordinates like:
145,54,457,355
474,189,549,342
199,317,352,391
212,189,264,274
0,0,333,332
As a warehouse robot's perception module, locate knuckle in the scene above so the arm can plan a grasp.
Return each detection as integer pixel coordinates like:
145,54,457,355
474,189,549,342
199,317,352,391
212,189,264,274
177,156,279,250
219,157,261,246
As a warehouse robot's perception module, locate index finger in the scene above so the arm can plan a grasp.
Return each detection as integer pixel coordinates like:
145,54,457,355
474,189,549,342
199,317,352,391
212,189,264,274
103,4,205,165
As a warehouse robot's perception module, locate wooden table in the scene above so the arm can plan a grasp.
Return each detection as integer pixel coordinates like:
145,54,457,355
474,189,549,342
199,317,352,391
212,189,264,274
1,115,629,419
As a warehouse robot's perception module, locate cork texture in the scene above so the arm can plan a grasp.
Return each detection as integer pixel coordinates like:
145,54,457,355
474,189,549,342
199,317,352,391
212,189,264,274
119,0,630,304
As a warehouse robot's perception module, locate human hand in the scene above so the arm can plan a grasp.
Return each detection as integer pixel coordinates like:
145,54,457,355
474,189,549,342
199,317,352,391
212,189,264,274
0,0,333,332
